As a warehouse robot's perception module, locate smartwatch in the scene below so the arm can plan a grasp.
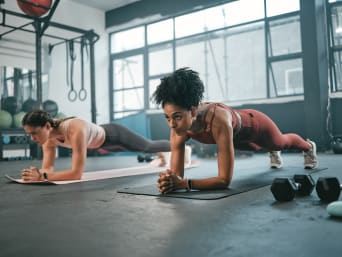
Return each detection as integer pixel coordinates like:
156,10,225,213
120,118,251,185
187,179,192,191
43,172,48,181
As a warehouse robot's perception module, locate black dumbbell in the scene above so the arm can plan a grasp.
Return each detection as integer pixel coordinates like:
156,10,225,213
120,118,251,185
316,177,342,202
270,174,315,201
144,154,154,162
137,154,145,162
137,154,155,163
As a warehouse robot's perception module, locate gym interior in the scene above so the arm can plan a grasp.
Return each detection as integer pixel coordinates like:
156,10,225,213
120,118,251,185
0,1,342,257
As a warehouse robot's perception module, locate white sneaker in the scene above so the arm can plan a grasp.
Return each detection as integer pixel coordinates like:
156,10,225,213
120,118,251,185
154,145,192,167
153,152,170,167
184,145,192,167
269,151,283,169
304,139,318,169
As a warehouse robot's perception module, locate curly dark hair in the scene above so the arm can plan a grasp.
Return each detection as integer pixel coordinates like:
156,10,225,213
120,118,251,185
151,67,204,110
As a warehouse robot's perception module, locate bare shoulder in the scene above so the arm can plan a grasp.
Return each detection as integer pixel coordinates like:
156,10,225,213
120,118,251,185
203,104,232,126
210,106,234,140
68,118,88,131
62,119,89,142
215,106,233,123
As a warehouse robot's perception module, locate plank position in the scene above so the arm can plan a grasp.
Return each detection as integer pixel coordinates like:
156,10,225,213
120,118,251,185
21,110,174,181
152,67,318,193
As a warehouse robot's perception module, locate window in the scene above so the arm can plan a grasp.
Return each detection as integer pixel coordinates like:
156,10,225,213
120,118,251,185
223,0,264,26
113,55,144,90
269,59,303,97
112,54,144,118
109,0,303,119
148,78,161,109
110,26,144,53
147,19,173,44
325,2,342,92
268,16,301,56
266,0,300,17
148,44,173,76
175,5,227,38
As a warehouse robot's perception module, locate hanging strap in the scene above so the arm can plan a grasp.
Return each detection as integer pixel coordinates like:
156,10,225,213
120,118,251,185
78,37,87,101
67,40,77,102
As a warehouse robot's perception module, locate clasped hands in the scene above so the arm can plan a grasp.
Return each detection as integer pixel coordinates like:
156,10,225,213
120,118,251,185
158,169,184,194
21,166,42,181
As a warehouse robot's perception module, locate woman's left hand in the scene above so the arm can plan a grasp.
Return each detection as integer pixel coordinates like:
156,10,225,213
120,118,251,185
21,166,42,181
157,170,183,194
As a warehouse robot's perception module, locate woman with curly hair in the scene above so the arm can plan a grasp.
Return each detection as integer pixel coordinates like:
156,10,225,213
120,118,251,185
152,67,318,194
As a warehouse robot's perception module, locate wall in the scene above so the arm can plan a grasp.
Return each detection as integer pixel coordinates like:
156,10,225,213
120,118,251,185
0,0,109,124
48,0,108,124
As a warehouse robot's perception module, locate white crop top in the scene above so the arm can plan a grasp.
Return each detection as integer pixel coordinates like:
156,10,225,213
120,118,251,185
55,118,105,149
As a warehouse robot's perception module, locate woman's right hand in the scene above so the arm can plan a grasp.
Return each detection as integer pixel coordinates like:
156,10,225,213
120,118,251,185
157,170,185,194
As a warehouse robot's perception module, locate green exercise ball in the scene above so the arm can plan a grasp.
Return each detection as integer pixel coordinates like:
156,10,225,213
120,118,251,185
13,111,27,128
0,110,13,129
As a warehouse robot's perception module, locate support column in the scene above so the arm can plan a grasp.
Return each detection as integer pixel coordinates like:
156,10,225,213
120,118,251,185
33,20,43,106
86,30,98,124
300,0,330,150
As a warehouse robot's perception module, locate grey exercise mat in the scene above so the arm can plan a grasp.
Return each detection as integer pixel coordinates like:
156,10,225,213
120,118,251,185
117,167,328,200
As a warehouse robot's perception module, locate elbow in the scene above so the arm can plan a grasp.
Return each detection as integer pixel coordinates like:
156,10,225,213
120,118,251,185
221,178,231,188
71,171,83,180
74,174,82,180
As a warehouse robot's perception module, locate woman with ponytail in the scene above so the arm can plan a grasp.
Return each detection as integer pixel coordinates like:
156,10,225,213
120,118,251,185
21,110,173,181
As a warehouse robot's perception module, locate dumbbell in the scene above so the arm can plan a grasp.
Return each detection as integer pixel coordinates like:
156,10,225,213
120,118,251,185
316,177,342,202
137,154,155,163
137,154,145,162
270,174,315,201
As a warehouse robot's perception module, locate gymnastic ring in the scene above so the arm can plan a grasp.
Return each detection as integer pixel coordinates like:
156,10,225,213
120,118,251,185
68,90,77,102
78,88,87,101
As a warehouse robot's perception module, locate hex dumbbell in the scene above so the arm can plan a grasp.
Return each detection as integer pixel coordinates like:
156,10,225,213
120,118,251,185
137,154,145,162
137,154,155,163
316,177,342,202
270,174,315,201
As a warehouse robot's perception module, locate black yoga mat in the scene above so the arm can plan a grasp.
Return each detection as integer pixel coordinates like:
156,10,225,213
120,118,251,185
117,167,328,200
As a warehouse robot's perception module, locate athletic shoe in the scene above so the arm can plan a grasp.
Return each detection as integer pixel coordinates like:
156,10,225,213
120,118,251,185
184,145,192,167
304,139,318,169
269,151,283,169
153,152,169,167
153,145,192,167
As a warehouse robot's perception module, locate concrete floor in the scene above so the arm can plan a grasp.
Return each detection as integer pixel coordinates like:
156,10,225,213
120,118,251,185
0,152,341,257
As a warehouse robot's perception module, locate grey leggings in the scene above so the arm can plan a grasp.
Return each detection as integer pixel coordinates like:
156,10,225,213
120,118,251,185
100,123,170,153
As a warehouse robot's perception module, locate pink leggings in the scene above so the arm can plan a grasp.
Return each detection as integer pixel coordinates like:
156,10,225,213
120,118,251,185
234,109,311,152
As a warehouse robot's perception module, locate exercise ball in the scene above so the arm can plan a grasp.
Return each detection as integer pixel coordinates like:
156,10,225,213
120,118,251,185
43,100,58,118
56,112,67,119
13,111,27,128
22,98,40,113
0,110,13,129
2,96,19,115
17,0,52,17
